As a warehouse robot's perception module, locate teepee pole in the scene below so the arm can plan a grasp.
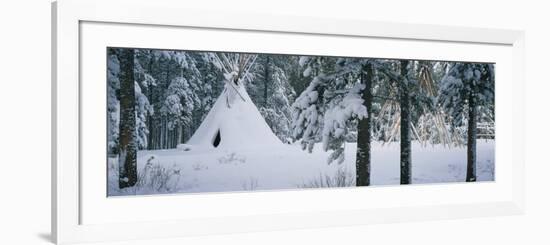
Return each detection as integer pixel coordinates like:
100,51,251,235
240,55,257,83
220,53,234,72
213,54,230,75
225,79,247,102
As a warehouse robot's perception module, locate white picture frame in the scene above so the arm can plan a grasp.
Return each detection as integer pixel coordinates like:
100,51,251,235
52,0,525,244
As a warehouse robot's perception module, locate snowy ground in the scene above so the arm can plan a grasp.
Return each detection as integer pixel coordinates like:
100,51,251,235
108,140,495,196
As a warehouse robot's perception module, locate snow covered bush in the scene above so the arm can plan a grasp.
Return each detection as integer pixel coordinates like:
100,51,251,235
241,177,259,191
218,153,246,165
299,167,355,188
108,155,182,195
138,159,182,193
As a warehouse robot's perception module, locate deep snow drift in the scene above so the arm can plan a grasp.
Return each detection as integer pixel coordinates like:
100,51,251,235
108,140,495,196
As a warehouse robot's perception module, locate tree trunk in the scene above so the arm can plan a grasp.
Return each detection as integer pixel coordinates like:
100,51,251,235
155,121,160,149
146,56,154,150
264,56,270,107
356,63,373,186
164,120,168,148
180,124,185,144
163,60,171,149
161,117,165,149
118,49,138,188
152,121,157,150
466,86,477,182
399,60,412,185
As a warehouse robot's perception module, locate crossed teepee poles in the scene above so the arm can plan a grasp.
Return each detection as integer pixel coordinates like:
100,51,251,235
210,53,258,104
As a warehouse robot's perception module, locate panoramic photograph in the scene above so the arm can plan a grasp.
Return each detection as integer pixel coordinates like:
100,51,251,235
106,47,495,196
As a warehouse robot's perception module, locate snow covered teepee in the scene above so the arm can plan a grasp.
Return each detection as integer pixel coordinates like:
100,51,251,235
186,53,283,149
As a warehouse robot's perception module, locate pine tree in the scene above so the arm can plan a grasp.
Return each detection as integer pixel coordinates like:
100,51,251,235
161,75,197,144
253,55,296,143
399,60,412,184
292,56,368,165
439,63,494,182
356,63,374,186
134,82,153,149
107,51,120,156
133,51,155,150
292,56,329,152
118,49,138,188
371,60,419,184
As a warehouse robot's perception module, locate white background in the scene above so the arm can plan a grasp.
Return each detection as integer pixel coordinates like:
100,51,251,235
0,0,548,244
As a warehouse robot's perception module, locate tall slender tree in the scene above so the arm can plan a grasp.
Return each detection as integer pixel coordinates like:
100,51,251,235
264,55,270,107
466,82,477,182
293,56,374,188
118,49,138,188
356,63,374,186
399,60,412,184
439,63,494,182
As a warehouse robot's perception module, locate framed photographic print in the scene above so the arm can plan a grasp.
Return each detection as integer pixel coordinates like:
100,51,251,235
52,0,525,244
106,47,496,196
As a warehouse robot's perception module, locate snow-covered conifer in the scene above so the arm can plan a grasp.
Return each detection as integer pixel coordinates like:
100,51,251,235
438,63,494,181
